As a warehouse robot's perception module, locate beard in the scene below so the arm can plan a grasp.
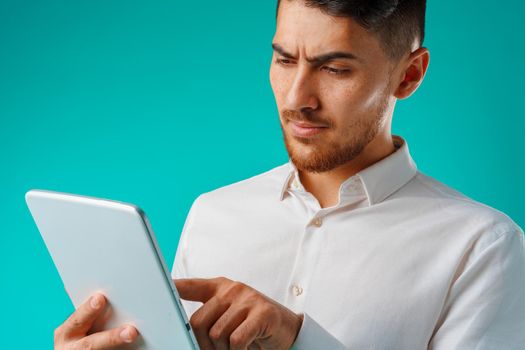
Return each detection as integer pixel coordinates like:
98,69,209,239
281,96,388,173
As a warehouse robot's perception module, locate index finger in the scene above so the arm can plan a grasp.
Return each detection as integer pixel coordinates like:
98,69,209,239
174,278,218,303
60,293,107,339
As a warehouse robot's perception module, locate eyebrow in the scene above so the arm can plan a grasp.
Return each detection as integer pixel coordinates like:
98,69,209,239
271,43,360,65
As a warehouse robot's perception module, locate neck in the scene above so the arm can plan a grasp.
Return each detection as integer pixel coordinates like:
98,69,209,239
298,133,396,208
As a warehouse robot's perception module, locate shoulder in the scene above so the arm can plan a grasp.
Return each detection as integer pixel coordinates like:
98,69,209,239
189,163,291,212
406,171,523,240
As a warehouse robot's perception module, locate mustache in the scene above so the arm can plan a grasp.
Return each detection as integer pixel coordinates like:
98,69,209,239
282,109,333,127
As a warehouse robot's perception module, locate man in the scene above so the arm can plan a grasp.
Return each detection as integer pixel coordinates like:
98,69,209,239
54,0,525,349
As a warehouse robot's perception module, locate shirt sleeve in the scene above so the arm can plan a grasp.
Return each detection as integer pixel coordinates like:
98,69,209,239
171,203,194,280
171,197,203,317
291,313,346,350
429,228,525,349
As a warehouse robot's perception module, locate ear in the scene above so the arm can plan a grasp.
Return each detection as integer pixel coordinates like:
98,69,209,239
393,47,430,99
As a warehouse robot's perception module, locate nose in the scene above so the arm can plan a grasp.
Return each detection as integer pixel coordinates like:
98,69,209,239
284,66,319,111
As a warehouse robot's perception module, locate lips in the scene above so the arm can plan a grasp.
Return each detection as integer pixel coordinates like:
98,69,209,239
288,120,328,138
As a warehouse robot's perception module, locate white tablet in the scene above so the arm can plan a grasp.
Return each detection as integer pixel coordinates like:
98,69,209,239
26,189,199,350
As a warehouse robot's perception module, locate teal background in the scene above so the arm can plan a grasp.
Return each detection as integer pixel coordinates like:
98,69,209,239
1,0,523,347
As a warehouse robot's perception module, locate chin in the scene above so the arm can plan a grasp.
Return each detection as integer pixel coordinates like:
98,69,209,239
287,143,326,171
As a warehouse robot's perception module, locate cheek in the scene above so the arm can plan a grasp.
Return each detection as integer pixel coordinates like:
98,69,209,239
319,81,363,122
327,77,386,117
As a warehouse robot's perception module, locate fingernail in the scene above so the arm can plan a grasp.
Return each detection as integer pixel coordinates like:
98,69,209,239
90,294,102,309
120,327,134,343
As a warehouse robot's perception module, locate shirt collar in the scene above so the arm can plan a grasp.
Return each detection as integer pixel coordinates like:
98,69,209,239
279,135,418,206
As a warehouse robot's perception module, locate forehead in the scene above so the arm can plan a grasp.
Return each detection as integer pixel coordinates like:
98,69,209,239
274,0,382,58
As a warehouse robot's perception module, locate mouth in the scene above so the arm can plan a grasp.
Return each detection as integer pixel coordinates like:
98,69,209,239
288,120,329,138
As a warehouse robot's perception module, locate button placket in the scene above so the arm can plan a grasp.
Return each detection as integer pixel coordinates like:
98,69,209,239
284,213,326,312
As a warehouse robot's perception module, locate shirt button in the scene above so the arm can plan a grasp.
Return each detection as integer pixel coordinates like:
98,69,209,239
292,179,299,189
312,217,323,227
292,285,303,296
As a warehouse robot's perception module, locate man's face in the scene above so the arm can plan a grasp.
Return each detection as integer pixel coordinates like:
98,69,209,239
270,0,398,173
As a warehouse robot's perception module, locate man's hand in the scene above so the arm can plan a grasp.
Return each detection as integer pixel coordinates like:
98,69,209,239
175,277,303,350
54,293,139,350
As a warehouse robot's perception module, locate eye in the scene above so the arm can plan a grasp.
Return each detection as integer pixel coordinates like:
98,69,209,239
275,58,351,76
321,66,351,76
275,58,293,66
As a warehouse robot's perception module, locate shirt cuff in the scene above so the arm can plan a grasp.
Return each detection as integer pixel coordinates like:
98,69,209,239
291,313,346,350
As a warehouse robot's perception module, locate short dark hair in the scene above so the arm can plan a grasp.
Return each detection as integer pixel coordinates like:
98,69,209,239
276,0,426,61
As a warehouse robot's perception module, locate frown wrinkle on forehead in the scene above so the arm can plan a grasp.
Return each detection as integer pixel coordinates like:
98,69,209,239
273,0,388,65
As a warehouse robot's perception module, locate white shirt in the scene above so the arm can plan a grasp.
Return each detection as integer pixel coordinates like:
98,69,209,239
171,135,525,349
